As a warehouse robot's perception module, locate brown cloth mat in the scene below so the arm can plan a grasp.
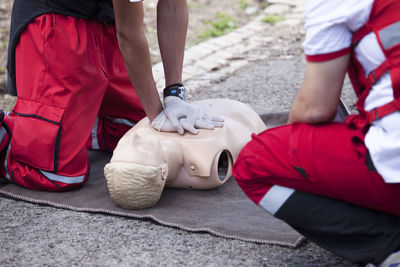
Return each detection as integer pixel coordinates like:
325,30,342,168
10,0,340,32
0,111,304,247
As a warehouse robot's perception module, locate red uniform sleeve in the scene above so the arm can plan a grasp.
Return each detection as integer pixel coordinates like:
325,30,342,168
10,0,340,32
305,47,351,62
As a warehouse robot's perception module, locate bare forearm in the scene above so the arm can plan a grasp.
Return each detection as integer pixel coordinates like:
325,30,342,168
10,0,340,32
288,86,340,124
157,0,188,86
118,34,163,121
288,55,350,124
113,0,163,121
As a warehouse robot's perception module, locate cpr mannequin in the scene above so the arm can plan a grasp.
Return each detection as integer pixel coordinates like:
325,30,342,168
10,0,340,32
104,99,266,209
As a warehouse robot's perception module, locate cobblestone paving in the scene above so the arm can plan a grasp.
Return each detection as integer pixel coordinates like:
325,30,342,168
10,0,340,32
153,0,306,94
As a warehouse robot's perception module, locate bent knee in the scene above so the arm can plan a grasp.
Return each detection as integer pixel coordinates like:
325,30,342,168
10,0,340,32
233,153,273,205
8,162,89,192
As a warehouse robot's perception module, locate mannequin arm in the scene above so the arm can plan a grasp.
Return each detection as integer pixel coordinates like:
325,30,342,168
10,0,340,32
288,54,350,124
113,0,163,122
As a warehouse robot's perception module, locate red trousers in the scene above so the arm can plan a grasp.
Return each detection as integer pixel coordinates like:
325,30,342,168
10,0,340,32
2,14,145,191
233,122,400,216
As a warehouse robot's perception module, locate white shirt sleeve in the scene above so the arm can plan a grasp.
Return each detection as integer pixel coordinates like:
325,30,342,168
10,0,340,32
302,0,372,59
129,0,143,2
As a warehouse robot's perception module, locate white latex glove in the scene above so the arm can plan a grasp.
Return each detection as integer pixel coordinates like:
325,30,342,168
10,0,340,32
163,96,198,134
151,110,197,134
191,102,224,129
151,96,224,135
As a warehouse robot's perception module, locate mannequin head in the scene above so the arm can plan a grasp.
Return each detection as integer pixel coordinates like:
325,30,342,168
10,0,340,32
104,99,267,209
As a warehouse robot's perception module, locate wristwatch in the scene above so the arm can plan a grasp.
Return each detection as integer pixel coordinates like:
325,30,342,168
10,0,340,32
163,83,188,101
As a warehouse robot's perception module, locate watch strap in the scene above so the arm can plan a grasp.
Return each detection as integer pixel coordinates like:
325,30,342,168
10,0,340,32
163,83,188,101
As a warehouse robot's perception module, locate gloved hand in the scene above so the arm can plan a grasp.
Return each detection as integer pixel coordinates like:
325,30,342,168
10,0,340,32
191,102,224,129
151,96,224,135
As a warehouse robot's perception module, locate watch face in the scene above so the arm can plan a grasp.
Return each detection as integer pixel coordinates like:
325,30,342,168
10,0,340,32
178,86,188,101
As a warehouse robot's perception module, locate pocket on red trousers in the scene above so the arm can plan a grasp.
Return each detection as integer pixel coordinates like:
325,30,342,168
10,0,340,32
11,98,65,172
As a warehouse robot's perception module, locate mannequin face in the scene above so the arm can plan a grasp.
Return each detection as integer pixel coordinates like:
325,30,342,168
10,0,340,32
104,99,267,209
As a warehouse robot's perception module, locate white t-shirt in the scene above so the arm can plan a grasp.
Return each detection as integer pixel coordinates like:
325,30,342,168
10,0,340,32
303,0,400,183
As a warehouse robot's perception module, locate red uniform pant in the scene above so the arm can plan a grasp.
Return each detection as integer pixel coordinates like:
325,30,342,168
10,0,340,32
233,122,400,216
1,14,145,191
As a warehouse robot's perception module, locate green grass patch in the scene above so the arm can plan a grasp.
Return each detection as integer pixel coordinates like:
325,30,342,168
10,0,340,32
0,40,7,50
261,14,285,24
239,0,248,9
199,13,237,39
0,65,6,74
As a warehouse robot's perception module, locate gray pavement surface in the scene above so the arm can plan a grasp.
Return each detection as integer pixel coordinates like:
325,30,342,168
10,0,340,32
0,57,357,267
1,1,360,266
191,57,357,114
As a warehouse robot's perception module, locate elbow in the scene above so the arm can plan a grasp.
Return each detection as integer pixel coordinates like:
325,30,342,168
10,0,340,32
116,29,134,52
290,107,337,124
305,108,336,123
116,28,146,54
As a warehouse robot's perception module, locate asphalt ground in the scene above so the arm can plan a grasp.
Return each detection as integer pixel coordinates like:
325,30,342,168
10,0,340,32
0,56,358,267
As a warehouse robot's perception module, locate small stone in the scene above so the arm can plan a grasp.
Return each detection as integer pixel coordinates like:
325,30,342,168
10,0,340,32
4,94,16,101
263,4,291,15
281,18,302,26
245,6,259,16
195,57,227,72
186,45,214,61
267,0,297,6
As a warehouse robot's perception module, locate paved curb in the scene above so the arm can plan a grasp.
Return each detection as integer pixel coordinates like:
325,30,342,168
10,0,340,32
153,0,305,94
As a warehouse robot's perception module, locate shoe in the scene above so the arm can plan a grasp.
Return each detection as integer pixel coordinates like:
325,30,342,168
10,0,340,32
0,110,11,180
0,110,10,150
379,250,400,267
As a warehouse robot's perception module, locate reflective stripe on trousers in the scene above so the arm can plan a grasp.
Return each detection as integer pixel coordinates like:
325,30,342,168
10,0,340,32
258,185,295,215
39,170,85,184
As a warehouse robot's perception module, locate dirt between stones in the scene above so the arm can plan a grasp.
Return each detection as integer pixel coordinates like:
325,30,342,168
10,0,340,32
143,0,267,63
0,0,267,110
